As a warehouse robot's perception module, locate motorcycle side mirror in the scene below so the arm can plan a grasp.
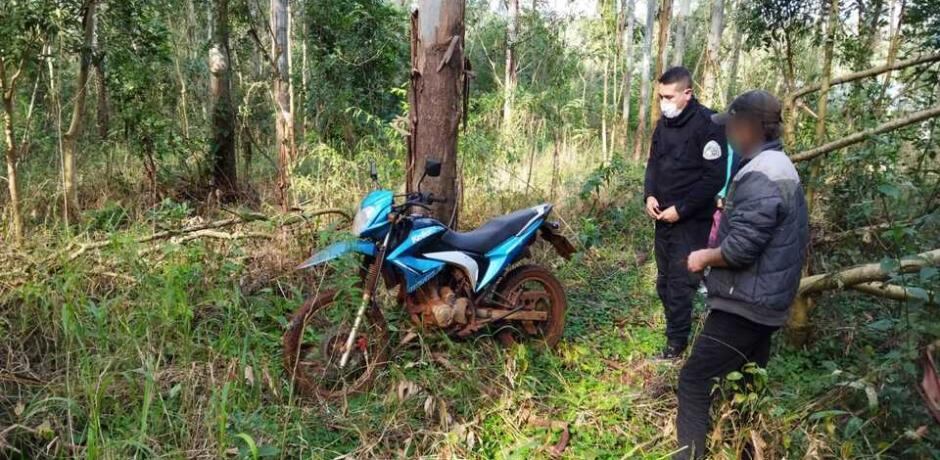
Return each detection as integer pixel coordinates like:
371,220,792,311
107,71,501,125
369,161,378,181
424,159,441,178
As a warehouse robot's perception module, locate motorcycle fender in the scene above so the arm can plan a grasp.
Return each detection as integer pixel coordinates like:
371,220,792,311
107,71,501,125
296,240,376,269
540,221,576,260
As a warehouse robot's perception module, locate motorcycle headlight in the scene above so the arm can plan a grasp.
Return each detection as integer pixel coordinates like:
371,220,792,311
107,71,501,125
352,204,378,236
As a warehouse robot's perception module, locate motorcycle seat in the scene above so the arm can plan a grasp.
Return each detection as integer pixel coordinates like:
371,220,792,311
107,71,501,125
441,205,546,254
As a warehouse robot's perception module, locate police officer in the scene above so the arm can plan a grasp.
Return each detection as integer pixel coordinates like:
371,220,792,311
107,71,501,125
644,66,730,359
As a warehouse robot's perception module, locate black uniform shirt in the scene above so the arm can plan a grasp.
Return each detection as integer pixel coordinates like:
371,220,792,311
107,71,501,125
643,97,731,222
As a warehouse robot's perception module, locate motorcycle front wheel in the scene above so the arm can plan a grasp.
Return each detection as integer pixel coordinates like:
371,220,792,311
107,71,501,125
283,289,389,399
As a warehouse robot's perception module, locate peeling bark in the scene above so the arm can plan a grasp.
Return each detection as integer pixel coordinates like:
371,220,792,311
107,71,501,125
407,1,465,225
272,0,294,210
209,0,237,197
631,0,654,162
701,0,725,105
650,0,672,125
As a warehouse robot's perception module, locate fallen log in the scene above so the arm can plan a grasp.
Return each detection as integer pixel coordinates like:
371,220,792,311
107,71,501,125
799,248,940,295
787,248,940,345
850,282,938,306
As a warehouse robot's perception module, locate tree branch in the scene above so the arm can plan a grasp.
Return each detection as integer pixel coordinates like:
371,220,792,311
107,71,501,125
790,52,940,100
850,282,938,306
790,105,940,162
799,248,940,295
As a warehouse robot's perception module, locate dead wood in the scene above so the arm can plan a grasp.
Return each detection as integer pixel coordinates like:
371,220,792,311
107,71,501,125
799,248,940,295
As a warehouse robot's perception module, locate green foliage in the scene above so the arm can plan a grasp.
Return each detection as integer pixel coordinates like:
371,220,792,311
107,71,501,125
298,0,408,145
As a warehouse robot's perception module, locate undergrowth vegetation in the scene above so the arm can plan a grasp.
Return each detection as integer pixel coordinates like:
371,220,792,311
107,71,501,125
2,158,938,459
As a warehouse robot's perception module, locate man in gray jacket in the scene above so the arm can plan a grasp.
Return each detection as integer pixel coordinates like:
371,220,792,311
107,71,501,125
673,90,809,459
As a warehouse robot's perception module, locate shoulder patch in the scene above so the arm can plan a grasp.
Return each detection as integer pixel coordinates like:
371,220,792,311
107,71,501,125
703,140,722,160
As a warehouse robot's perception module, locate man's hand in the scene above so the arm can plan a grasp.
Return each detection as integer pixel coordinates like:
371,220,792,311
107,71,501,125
687,248,727,272
658,205,680,223
645,196,661,219
687,249,710,272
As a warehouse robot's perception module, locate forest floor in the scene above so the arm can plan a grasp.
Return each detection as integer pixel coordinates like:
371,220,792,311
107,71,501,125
1,166,937,459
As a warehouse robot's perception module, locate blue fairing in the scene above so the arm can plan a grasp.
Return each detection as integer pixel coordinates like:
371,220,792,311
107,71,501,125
386,223,447,293
477,217,544,291
297,240,376,269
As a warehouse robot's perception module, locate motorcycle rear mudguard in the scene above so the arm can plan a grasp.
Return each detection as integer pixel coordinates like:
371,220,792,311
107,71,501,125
296,240,376,269
539,221,576,259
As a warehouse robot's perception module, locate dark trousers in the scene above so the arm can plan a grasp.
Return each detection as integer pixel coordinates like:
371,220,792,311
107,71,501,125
654,218,711,345
674,309,778,460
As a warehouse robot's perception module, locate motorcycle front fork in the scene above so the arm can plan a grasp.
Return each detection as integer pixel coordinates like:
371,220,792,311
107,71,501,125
338,232,390,369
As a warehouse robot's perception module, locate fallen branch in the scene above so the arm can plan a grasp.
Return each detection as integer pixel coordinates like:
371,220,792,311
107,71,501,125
799,248,940,295
791,105,940,163
850,282,938,305
65,208,350,262
789,52,940,100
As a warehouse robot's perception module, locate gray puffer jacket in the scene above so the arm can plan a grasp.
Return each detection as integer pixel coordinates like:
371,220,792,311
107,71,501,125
706,140,809,327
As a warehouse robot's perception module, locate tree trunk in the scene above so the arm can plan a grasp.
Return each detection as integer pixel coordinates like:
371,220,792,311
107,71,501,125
814,0,839,145
272,0,294,210
209,0,237,197
806,0,839,216
650,0,672,125
724,1,743,103
1,62,23,244
602,54,609,160
671,0,691,65
621,0,635,151
92,5,109,140
701,0,725,105
407,1,465,226
631,0,654,162
503,0,519,126
62,0,98,223
298,0,308,146
876,0,906,111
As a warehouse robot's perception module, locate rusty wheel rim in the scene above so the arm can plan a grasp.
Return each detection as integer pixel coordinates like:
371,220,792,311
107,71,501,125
494,265,567,347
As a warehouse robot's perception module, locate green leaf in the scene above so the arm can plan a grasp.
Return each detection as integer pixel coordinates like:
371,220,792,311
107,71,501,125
866,319,894,332
844,416,864,438
808,409,850,421
877,183,900,198
920,266,938,282
235,433,259,460
879,257,899,274
726,371,743,381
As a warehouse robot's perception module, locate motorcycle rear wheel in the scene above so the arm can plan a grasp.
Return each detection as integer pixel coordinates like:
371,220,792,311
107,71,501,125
283,289,389,399
492,264,567,347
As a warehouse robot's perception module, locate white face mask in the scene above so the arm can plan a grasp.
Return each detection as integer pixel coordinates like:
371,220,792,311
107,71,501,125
661,99,683,119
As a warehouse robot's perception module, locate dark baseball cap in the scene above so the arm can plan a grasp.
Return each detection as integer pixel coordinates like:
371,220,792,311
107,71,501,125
711,90,783,125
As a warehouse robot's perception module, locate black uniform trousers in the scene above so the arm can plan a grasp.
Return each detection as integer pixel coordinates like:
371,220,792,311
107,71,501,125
654,218,712,345
674,309,778,460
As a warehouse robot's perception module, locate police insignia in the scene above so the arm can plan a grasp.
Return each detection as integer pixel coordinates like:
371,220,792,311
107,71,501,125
703,140,721,160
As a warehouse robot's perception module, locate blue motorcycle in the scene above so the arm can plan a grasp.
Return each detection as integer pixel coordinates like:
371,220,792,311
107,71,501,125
283,159,575,398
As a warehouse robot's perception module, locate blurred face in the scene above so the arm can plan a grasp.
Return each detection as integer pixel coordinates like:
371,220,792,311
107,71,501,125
726,117,763,157
658,82,693,117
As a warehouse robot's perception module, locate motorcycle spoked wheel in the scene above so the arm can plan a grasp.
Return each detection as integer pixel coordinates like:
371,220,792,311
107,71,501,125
492,264,567,348
283,289,389,399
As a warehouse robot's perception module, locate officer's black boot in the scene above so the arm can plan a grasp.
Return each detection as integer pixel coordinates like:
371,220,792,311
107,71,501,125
658,340,687,360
